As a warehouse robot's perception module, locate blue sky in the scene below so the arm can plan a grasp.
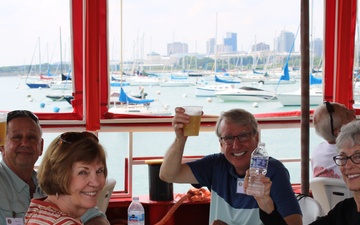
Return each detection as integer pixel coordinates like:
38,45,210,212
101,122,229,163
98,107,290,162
0,0,324,67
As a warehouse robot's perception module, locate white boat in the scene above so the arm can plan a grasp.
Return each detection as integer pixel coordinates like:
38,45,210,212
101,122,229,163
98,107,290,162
215,86,278,102
276,88,323,106
159,80,195,87
170,72,189,79
277,74,323,106
238,74,269,83
108,87,171,115
195,84,235,97
258,78,297,85
214,74,241,83
50,80,72,90
108,104,171,116
127,76,160,86
260,62,297,85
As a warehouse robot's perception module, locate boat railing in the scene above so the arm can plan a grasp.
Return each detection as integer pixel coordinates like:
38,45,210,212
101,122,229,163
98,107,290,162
39,113,310,199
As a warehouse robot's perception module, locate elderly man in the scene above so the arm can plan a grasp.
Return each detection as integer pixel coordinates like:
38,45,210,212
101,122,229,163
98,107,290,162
311,102,356,178
160,108,302,225
0,110,109,225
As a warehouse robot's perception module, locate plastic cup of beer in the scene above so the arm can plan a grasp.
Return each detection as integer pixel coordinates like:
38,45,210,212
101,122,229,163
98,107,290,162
183,106,203,136
0,113,6,146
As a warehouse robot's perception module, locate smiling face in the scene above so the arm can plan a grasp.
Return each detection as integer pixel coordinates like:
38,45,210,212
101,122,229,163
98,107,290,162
60,161,106,215
338,146,360,191
1,117,43,172
219,120,259,176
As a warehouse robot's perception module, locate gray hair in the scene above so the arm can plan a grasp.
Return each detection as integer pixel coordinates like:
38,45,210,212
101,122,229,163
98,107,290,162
336,120,360,152
215,108,258,137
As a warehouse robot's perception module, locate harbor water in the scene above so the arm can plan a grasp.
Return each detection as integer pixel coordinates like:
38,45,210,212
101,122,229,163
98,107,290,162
0,75,323,196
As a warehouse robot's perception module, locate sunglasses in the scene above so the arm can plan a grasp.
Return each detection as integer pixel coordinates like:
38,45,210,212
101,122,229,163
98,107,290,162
60,131,99,144
7,110,39,124
324,101,335,136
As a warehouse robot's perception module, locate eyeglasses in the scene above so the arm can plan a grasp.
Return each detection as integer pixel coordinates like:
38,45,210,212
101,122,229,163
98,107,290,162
220,131,254,145
333,153,360,166
7,110,39,124
60,131,99,144
324,101,335,136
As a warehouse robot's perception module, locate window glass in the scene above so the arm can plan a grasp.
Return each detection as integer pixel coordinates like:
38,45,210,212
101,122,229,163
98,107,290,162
107,0,325,117
0,1,72,113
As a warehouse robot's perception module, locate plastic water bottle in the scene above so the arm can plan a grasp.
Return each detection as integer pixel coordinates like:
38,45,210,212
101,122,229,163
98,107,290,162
246,142,269,197
128,197,145,225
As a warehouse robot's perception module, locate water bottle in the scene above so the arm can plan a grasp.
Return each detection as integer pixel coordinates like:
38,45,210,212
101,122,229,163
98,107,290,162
246,142,269,197
128,197,145,225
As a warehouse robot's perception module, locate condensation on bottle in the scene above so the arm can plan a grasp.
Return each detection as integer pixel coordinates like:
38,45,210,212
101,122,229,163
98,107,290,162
246,142,269,197
128,196,145,225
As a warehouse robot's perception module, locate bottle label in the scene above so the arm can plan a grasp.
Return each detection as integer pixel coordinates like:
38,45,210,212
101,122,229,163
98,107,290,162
128,213,145,222
250,157,267,169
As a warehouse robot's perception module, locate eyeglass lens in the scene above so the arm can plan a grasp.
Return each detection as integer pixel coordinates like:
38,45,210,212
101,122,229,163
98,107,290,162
221,132,252,144
333,153,360,166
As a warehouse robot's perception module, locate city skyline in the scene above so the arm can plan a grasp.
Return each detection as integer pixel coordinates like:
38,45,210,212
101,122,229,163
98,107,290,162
1,0,325,67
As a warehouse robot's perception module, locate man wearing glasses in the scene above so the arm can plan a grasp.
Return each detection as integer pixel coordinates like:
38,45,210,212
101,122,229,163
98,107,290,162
0,110,110,225
311,102,356,178
160,108,302,225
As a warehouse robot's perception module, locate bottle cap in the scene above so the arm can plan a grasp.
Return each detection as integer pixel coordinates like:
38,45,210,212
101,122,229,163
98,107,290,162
132,196,139,201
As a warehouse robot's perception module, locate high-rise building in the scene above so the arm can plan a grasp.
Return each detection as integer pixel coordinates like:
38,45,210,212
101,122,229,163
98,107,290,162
252,42,270,52
167,42,188,56
217,44,233,54
206,38,216,55
223,32,237,52
312,38,323,57
277,31,295,53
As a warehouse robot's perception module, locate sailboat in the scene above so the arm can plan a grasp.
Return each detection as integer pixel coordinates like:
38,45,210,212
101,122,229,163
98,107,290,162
276,25,323,106
195,14,240,97
276,74,323,106
25,37,51,89
108,87,171,115
50,28,73,90
214,73,241,84
256,61,296,85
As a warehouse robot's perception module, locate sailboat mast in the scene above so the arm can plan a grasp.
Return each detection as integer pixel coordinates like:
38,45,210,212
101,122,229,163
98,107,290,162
310,0,314,73
38,37,41,74
60,26,63,74
120,0,123,86
214,13,218,72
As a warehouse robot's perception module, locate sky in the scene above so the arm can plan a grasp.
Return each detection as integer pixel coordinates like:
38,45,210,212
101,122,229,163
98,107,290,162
0,0,324,67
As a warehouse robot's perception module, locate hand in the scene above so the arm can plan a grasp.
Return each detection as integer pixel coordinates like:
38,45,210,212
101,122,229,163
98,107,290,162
244,170,275,214
172,107,190,138
211,219,228,225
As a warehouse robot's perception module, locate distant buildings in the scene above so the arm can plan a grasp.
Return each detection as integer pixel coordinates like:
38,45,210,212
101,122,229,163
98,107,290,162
252,42,270,51
164,30,322,57
206,32,237,55
312,38,323,57
275,31,296,53
224,32,237,52
206,38,216,55
167,42,188,56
